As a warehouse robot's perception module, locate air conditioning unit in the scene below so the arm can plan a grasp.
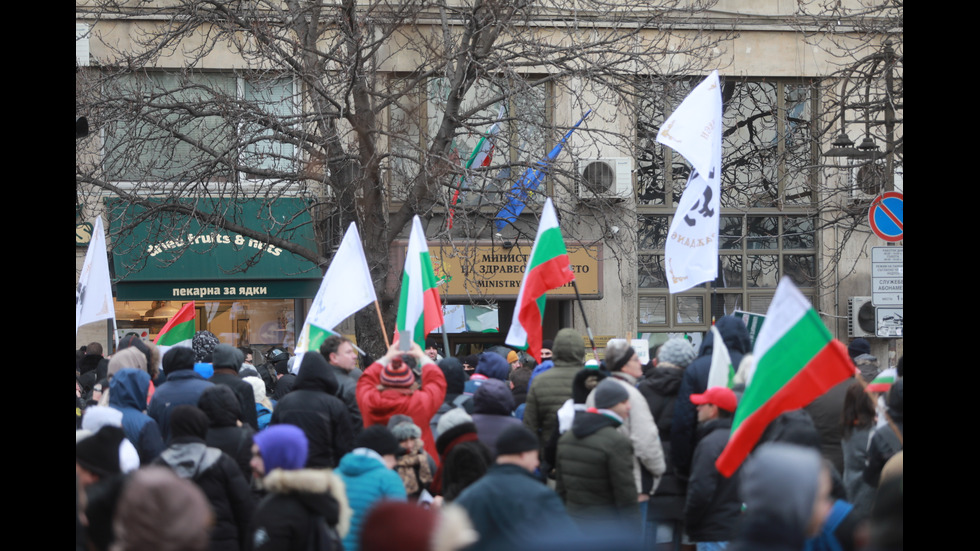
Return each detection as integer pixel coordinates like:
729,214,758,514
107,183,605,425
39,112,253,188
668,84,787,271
848,161,887,202
578,158,632,200
848,296,876,338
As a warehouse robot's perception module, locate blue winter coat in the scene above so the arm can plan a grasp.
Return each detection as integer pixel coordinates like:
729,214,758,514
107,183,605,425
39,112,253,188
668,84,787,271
336,449,406,551
148,369,214,442
109,368,164,463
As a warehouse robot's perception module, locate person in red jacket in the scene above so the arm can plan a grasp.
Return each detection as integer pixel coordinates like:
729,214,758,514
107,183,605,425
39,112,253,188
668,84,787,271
356,339,447,465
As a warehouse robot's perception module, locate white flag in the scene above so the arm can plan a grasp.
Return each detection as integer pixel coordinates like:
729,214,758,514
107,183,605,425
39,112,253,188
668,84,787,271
706,325,734,389
656,71,723,293
295,222,377,354
75,216,117,336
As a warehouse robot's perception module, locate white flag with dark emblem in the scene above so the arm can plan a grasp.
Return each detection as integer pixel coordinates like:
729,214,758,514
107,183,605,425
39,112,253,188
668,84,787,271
76,216,117,335
656,70,723,293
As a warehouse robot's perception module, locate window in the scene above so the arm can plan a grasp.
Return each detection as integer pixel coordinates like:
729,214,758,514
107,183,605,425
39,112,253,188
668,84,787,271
637,78,819,330
103,73,296,183
387,77,551,208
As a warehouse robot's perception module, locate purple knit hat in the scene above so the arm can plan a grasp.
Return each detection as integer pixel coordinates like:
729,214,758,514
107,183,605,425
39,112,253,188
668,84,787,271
253,425,309,471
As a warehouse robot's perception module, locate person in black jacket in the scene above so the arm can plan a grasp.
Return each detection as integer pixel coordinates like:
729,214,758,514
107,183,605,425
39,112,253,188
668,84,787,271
270,352,354,468
672,316,751,476
155,405,254,551
199,385,256,484
685,387,741,547
247,425,351,551
211,344,260,431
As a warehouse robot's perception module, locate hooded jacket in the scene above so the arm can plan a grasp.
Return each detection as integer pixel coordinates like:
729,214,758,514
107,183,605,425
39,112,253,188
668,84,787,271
248,468,352,551
271,352,354,468
555,410,638,523
336,450,407,551
199,385,256,484
672,315,751,475
637,365,686,514
356,355,447,465
523,329,585,447
471,380,522,458
156,438,255,551
109,368,165,464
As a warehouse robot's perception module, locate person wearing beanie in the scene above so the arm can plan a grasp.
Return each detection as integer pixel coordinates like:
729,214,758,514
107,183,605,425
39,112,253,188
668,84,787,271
471,379,524,457
524,328,587,454
270,351,355,468
730,443,831,551
455,425,578,551
507,350,522,371
433,408,492,501
337,425,408,551
461,354,479,378
390,416,435,500
77,425,130,551
586,338,666,520
249,425,352,551
685,386,741,548
210,343,260,431
149,346,214,443
153,405,254,551
556,379,638,525
192,330,220,363
356,339,447,467
359,501,478,551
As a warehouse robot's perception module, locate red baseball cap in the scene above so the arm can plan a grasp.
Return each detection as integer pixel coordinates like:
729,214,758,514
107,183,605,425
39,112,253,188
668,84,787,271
690,386,737,413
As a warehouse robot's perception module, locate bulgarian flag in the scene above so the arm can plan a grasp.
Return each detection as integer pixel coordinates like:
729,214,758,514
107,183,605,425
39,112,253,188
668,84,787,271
448,105,505,229
505,198,575,364
715,278,855,477
867,368,897,393
396,216,445,351
154,301,196,353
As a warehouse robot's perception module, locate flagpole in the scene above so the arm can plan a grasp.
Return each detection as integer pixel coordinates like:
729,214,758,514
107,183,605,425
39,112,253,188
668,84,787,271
373,300,390,346
571,280,599,361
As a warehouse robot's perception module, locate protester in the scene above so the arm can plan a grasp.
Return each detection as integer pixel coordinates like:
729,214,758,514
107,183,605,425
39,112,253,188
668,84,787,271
210,344,259,431
337,425,407,551
432,408,492,501
248,424,351,551
471,379,523,457
524,328,586,449
455,425,578,551
149,347,213,442
356,339,446,464
556,379,639,524
270,351,355,468
108,368,164,464
320,335,364,434
111,466,213,551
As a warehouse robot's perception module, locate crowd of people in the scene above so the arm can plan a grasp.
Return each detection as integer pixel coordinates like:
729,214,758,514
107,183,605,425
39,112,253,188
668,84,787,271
76,319,903,551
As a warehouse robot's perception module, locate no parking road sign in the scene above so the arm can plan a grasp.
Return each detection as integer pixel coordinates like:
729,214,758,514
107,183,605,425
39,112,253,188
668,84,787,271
869,192,903,242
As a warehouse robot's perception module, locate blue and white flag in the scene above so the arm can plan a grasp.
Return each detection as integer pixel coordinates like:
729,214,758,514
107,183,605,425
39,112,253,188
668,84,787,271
494,111,590,232
656,71,723,293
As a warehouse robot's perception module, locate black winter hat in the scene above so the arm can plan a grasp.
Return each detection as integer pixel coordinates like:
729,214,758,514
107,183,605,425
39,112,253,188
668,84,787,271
593,379,629,409
354,425,405,457
169,405,210,440
495,425,538,456
162,347,196,373
76,425,125,477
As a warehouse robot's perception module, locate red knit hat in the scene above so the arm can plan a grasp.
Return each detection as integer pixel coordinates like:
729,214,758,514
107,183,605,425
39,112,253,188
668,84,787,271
381,357,415,388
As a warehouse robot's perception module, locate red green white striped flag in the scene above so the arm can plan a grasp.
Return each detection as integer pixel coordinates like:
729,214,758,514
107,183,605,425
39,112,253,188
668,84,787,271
505,198,575,364
715,278,855,477
396,216,445,351
154,301,196,354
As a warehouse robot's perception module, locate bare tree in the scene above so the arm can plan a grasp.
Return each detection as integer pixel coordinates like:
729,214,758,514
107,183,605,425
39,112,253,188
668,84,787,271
76,0,733,354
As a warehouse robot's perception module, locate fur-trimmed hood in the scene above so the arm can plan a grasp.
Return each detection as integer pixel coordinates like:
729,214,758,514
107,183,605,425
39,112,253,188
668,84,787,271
261,468,352,538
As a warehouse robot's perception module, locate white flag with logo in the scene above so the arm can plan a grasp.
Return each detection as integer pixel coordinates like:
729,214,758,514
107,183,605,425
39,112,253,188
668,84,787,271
76,216,117,335
656,70,723,293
